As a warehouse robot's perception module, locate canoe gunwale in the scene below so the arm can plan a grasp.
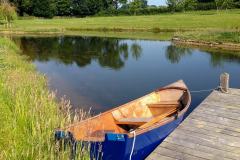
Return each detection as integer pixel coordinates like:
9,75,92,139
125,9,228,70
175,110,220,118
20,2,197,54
59,80,191,141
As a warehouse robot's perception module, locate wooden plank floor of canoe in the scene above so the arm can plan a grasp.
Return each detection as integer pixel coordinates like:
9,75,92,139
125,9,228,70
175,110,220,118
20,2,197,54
147,88,240,160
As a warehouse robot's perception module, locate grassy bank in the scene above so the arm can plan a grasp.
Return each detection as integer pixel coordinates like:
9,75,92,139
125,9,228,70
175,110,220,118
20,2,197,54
0,10,240,43
7,30,174,41
0,38,88,159
176,31,240,43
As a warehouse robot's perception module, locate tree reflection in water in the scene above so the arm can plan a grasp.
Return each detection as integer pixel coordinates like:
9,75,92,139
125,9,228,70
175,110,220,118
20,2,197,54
165,44,192,64
209,51,240,67
15,36,240,69
131,43,142,60
165,44,240,66
16,36,143,70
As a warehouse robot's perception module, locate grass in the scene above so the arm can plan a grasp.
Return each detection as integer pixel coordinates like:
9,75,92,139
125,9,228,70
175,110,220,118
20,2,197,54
0,9,240,43
0,37,89,159
176,31,240,43
7,10,240,32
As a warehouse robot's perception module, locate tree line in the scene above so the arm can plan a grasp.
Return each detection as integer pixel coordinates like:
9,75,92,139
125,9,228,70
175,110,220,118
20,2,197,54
8,0,148,18
1,0,240,18
167,0,240,12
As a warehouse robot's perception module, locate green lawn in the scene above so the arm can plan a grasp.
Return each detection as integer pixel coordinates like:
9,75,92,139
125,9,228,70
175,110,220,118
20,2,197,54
1,10,240,43
8,10,240,32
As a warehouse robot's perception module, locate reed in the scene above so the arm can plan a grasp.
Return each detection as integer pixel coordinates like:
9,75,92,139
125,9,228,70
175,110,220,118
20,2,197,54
0,37,90,159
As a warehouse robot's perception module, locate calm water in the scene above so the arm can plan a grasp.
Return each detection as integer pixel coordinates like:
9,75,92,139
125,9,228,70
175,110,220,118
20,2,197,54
15,36,240,115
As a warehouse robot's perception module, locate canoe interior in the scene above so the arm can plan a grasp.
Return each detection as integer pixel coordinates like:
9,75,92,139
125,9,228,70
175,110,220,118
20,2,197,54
65,80,190,142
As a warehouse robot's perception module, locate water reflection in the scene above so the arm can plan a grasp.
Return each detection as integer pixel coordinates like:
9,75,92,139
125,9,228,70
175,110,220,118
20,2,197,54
165,44,240,66
15,36,240,69
209,51,240,67
165,45,192,63
131,43,142,60
16,36,142,70
13,36,240,114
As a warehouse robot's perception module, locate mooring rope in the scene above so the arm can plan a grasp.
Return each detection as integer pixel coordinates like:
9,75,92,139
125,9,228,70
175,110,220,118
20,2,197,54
129,130,136,160
190,87,219,93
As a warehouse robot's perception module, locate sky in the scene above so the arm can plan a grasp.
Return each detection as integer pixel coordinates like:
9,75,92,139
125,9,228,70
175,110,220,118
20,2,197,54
148,0,167,6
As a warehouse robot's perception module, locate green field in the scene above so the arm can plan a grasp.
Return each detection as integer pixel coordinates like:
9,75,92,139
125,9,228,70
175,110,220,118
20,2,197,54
1,10,240,43
10,10,240,31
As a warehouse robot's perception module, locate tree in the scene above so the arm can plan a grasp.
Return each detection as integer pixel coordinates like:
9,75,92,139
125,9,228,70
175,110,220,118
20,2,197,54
215,0,234,9
129,0,147,15
32,0,56,18
167,0,179,11
115,0,130,9
222,0,234,9
233,0,240,8
10,0,33,16
119,0,127,5
216,0,224,9
56,0,72,16
0,0,17,28
180,0,198,11
72,0,103,16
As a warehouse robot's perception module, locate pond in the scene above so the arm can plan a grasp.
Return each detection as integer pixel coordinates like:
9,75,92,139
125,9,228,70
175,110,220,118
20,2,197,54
14,36,240,116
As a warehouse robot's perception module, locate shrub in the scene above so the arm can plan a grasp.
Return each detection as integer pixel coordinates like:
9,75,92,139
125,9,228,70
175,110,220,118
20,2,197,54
0,1,17,28
32,0,56,18
196,2,217,10
96,6,169,16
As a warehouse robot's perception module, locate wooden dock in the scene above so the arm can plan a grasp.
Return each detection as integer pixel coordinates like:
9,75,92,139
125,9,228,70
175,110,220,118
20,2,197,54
147,88,240,160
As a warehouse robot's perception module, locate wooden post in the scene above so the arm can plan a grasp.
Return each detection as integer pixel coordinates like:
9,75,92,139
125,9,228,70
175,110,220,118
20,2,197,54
220,73,229,93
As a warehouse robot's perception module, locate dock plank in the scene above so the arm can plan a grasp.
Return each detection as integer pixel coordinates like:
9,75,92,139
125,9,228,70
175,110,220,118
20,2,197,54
182,118,240,134
153,147,207,160
147,89,240,160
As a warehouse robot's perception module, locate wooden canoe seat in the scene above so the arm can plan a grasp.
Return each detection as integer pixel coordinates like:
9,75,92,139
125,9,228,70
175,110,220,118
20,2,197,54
139,108,177,129
114,107,177,127
147,101,180,108
112,101,180,127
115,117,152,125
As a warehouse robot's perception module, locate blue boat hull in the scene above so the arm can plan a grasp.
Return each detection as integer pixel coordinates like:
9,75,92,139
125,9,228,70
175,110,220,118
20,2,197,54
90,114,184,160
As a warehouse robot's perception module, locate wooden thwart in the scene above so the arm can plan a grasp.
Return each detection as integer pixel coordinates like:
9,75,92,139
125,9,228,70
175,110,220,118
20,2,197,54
147,101,179,108
139,108,177,129
114,101,179,126
115,117,151,125
115,108,177,127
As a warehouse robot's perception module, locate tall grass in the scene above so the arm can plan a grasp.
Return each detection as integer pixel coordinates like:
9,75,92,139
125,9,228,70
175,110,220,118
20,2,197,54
0,37,89,159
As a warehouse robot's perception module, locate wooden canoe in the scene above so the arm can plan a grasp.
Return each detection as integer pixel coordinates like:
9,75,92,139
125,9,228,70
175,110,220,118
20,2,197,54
55,80,191,160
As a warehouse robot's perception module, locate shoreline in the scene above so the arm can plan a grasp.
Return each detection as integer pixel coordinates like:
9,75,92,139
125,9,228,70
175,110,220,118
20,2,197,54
172,37,240,52
0,30,174,40
1,30,240,52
